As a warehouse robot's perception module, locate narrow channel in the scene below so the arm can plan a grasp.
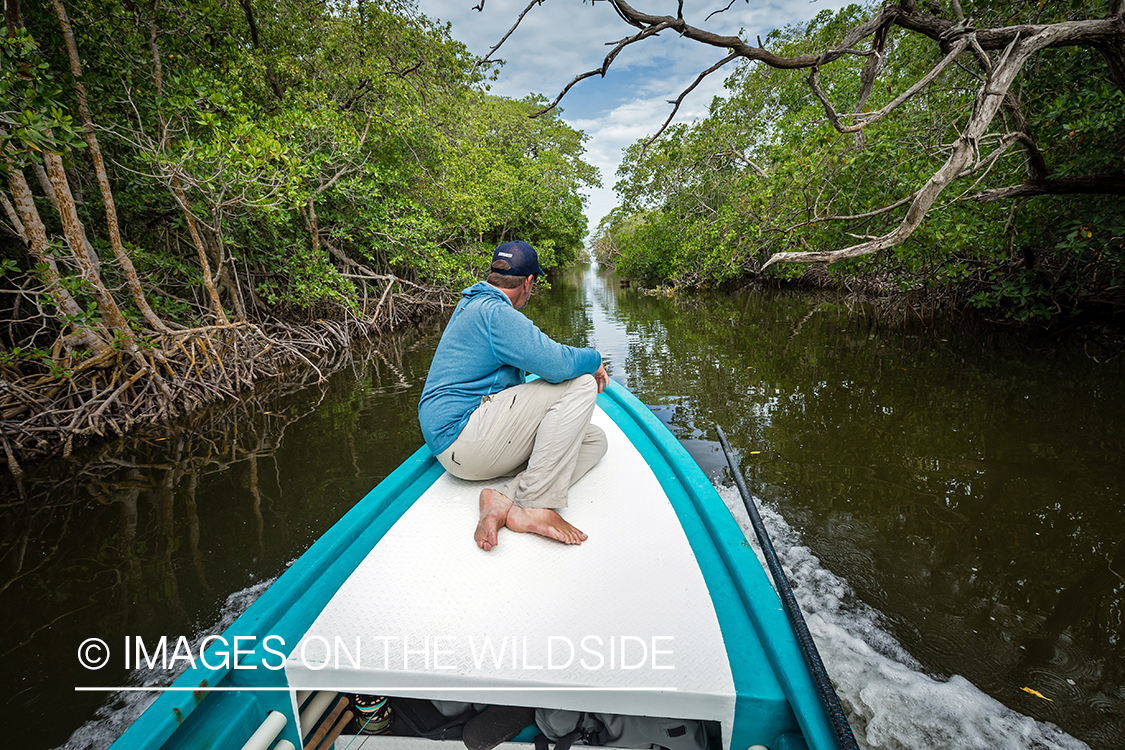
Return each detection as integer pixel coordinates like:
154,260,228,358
1,263,1120,750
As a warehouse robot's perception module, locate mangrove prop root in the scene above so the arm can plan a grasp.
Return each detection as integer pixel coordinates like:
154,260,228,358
0,292,445,471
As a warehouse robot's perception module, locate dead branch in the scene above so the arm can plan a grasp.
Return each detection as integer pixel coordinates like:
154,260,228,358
638,53,738,159
784,191,921,232
971,174,1125,202
472,0,547,76
809,34,972,135
478,0,1125,269
535,20,675,116
764,30,1040,270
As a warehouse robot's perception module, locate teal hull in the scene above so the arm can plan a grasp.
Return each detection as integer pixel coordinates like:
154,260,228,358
109,381,839,750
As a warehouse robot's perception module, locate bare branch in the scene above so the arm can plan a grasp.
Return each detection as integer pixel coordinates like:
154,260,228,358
971,174,1125,202
810,34,972,134
606,0,895,69
529,0,891,119
764,31,1042,270
705,0,738,23
475,0,1125,271
896,10,1125,59
637,53,737,159
854,20,890,116
0,190,27,243
472,0,547,76
784,191,920,232
534,21,674,116
716,136,766,177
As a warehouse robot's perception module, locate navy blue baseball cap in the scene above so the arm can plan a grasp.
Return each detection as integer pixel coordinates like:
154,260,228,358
490,241,545,278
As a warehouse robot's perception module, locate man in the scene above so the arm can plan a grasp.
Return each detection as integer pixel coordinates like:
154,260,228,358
418,240,609,550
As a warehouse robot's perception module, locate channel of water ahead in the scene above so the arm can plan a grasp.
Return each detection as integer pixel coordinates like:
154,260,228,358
1,263,1121,750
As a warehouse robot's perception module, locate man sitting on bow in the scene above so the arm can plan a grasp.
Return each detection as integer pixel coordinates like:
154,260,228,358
418,241,609,550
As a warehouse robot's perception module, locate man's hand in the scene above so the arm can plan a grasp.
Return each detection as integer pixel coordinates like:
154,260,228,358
593,362,609,393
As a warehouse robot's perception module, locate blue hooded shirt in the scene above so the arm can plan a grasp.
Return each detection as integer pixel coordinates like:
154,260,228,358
418,282,602,455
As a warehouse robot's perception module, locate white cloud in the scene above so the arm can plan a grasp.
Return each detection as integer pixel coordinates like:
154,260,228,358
415,0,857,234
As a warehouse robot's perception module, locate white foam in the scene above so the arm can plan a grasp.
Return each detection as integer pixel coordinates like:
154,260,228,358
58,577,276,750
62,485,1095,750
716,485,1089,750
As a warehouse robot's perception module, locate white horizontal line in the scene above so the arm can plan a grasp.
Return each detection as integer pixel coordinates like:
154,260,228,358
75,686,679,693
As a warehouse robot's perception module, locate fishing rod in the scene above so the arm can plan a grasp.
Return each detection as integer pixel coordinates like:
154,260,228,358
715,426,859,750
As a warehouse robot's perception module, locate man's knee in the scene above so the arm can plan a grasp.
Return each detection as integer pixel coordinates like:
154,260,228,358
588,424,608,461
570,372,597,397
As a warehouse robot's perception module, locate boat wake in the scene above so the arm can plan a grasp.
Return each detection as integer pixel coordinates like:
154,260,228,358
715,484,1089,750
59,487,1092,750
57,577,277,750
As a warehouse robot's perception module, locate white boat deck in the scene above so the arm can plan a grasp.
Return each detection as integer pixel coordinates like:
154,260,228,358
286,407,736,738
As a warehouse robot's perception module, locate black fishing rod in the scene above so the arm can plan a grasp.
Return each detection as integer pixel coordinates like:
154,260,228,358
715,426,859,750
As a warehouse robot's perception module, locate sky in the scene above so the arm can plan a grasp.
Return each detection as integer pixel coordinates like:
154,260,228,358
412,0,856,237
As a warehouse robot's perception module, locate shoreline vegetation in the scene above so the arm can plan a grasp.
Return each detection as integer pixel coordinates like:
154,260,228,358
1,0,595,477
3,1,1123,476
588,1,1124,323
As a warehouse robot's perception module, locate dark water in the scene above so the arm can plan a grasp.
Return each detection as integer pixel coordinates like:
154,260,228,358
2,265,1122,750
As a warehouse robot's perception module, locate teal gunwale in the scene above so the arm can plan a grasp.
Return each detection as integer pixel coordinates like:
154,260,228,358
597,380,837,750
110,379,835,750
110,446,445,750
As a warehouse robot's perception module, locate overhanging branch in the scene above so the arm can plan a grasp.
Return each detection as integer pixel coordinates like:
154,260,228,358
764,31,1040,270
971,174,1125,202
472,0,547,76
534,20,674,116
810,34,972,134
637,53,738,159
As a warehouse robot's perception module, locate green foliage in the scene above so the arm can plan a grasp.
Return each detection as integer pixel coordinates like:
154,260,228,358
423,95,598,270
0,25,85,161
599,1,1125,321
1,0,596,332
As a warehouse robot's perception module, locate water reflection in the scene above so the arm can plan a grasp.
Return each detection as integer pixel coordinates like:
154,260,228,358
0,329,441,749
3,265,1123,750
531,263,1125,749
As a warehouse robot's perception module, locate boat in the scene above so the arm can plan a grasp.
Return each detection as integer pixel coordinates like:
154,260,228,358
107,380,848,750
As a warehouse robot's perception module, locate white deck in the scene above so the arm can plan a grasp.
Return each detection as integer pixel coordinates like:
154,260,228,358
287,407,735,737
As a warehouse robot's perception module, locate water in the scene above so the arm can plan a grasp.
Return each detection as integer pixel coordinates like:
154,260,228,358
723,492,1090,750
1,265,1121,749
60,578,275,750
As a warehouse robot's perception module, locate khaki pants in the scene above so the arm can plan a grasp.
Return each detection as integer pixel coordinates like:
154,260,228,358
435,375,607,509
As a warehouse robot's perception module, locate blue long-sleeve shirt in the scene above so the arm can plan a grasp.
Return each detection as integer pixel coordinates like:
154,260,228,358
418,282,602,454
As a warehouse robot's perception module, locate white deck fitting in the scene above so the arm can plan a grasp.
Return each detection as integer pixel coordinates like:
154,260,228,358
287,408,736,739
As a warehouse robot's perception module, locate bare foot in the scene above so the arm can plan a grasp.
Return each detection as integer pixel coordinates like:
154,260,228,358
505,506,587,545
475,488,513,551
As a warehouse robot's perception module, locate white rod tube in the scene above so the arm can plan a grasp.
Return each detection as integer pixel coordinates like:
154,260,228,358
298,691,339,739
238,710,287,750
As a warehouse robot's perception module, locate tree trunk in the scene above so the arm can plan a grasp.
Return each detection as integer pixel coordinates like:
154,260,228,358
48,0,171,333
172,177,229,325
43,150,136,341
3,0,24,34
2,153,111,357
238,0,286,101
0,190,26,242
210,220,246,321
43,154,173,402
32,162,59,212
